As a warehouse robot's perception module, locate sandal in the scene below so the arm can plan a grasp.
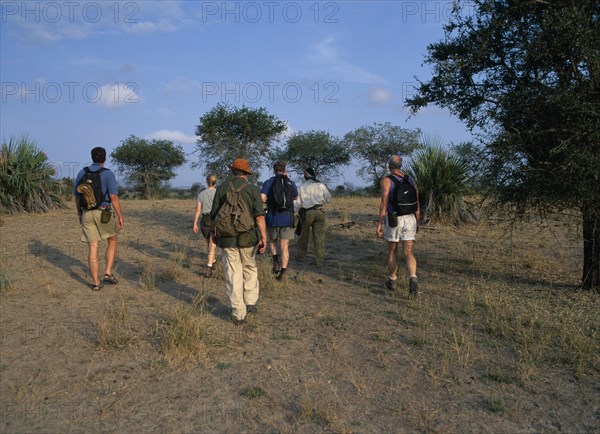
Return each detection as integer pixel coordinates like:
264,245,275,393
91,283,104,291
103,274,118,284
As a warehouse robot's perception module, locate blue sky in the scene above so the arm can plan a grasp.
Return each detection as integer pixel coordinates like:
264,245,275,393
1,0,474,187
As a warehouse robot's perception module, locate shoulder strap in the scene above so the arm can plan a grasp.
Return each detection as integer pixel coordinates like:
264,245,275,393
85,166,108,174
388,174,399,185
234,180,248,193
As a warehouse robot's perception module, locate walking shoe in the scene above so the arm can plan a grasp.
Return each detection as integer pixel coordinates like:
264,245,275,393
246,305,257,314
204,265,215,278
276,268,286,281
385,276,397,291
103,274,118,284
409,277,419,298
231,316,245,326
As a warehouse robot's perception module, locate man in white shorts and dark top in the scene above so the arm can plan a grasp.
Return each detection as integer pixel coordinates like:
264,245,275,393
376,155,420,297
261,161,298,281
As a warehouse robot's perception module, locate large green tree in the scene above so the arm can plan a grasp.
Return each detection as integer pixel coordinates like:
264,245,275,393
343,122,421,192
111,135,186,199
273,130,351,180
194,103,287,178
406,0,600,289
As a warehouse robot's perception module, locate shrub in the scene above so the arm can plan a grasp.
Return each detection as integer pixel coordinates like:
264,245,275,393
409,138,476,225
0,135,64,214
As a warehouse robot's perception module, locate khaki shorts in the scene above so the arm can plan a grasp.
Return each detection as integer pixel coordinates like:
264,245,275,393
267,226,295,241
81,209,117,243
384,214,416,242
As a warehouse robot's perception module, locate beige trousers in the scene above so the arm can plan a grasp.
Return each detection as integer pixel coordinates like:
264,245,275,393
222,246,259,320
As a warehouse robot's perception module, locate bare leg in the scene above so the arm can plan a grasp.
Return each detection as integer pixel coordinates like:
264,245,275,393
207,236,217,266
104,236,117,276
402,240,417,277
88,242,100,285
280,239,290,269
387,242,398,278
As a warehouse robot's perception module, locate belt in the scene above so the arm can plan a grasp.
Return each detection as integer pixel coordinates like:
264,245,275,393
303,204,322,211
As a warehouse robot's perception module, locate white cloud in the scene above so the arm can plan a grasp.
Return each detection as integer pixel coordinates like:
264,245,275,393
282,124,296,139
309,37,389,85
5,2,186,46
97,83,140,108
146,130,197,144
369,87,392,105
125,20,178,34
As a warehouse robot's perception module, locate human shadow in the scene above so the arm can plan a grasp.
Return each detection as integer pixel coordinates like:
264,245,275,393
29,240,89,287
154,276,232,321
29,240,141,289
124,239,171,260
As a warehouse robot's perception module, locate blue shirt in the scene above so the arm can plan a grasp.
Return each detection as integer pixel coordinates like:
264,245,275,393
261,175,298,227
74,163,118,207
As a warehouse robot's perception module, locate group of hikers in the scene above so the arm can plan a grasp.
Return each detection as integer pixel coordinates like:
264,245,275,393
74,148,420,325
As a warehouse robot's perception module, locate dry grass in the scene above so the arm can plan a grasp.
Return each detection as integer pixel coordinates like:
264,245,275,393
156,304,208,365
96,297,137,349
138,259,157,290
1,197,598,433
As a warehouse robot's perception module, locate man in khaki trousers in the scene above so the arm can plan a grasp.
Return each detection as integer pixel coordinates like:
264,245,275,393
210,159,267,325
295,167,331,268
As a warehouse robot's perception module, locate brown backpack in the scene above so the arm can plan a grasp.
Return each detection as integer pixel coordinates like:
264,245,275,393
213,181,255,237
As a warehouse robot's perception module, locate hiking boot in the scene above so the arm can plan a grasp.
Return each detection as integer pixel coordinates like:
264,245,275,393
409,277,419,298
246,305,257,314
276,268,286,281
385,276,397,292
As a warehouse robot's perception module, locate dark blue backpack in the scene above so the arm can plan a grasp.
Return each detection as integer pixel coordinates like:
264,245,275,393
269,175,294,212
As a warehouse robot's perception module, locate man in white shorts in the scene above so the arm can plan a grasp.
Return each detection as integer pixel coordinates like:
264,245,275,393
376,155,421,297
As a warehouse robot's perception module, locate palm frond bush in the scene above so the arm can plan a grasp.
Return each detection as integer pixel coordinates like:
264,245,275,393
0,135,64,214
409,139,477,225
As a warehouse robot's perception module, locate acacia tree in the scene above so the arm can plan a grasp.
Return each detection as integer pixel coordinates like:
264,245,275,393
272,130,351,180
406,0,600,289
343,122,421,192
111,135,186,199
194,103,287,178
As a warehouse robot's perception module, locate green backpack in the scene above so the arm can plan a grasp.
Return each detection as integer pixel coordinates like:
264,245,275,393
213,181,255,237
